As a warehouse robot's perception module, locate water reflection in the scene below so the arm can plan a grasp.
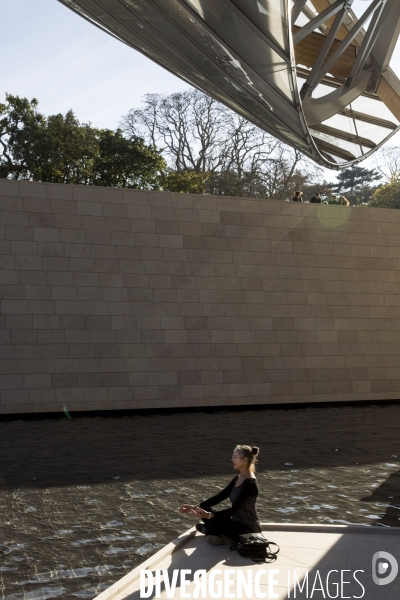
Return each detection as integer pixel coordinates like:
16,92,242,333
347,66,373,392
0,404,399,599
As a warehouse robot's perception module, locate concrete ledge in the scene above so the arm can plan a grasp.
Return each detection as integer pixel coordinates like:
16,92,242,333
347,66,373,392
93,526,197,600
92,523,400,600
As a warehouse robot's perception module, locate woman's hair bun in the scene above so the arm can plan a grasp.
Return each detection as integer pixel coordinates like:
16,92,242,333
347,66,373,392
251,446,259,456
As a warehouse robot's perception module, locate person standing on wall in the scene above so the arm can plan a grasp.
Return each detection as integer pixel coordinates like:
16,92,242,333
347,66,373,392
292,191,303,202
310,192,321,203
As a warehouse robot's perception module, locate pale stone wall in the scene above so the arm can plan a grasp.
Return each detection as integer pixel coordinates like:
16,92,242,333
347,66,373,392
1,179,400,415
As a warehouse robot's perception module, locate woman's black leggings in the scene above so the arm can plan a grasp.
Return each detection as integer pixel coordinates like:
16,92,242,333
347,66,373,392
199,502,252,541
201,516,252,541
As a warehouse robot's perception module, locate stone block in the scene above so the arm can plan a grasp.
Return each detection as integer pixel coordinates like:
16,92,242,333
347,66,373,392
64,243,90,258
0,270,18,285
27,213,56,230
68,258,94,272
6,315,33,329
72,185,99,202
47,358,74,373
0,197,24,213
77,201,103,217
10,330,37,344
102,371,128,386
126,205,151,219
170,194,194,209
107,217,132,232
24,373,51,388
138,224,163,241
59,228,85,244
90,245,115,259
50,198,76,215
0,179,20,196
90,330,116,344
86,316,112,329
23,197,50,214
14,255,42,271
14,344,40,359
2,211,29,228
1,389,28,405
0,254,15,271
112,316,137,330
81,216,107,232
55,388,83,403
28,388,56,404
108,388,133,402
55,301,82,315
41,344,69,359
37,242,65,257
111,232,136,246
0,374,24,389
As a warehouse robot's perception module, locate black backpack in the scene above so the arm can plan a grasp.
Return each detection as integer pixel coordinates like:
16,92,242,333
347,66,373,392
230,532,280,564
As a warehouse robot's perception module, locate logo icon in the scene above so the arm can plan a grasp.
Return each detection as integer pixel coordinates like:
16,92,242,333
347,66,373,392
372,551,398,586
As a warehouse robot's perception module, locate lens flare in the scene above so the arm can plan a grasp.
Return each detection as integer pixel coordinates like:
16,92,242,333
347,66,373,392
63,405,72,419
317,203,351,229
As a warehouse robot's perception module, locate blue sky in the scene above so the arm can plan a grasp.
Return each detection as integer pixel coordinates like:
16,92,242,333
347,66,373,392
1,0,190,129
2,0,399,174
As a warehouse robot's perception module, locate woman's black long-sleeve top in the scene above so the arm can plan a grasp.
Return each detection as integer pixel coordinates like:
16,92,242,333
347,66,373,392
199,476,262,532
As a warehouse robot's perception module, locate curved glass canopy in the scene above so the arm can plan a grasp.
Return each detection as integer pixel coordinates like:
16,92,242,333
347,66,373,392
58,0,400,169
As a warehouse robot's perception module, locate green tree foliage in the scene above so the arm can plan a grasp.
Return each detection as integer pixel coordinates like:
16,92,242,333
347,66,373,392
0,93,164,188
163,170,208,193
94,129,164,188
31,110,99,184
0,94,44,179
368,181,400,209
332,165,381,204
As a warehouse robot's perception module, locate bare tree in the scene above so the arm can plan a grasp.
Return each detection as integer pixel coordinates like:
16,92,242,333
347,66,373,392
122,90,228,174
374,145,400,183
121,89,319,199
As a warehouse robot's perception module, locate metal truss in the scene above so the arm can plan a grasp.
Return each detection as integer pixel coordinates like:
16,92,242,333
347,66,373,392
57,0,400,169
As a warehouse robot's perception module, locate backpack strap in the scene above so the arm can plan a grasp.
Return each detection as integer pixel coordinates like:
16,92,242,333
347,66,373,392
267,541,280,556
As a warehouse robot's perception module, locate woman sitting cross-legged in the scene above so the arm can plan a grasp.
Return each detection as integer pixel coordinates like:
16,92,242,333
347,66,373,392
179,445,262,546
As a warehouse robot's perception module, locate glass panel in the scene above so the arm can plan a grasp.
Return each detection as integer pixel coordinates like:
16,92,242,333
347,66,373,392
182,0,295,101
297,77,397,132
310,129,364,158
310,82,342,100
294,11,309,27
352,122,392,146
322,114,389,146
322,113,357,135
391,36,400,80
145,0,300,132
73,0,311,153
297,75,400,147
230,0,289,53
89,0,309,152
351,95,400,125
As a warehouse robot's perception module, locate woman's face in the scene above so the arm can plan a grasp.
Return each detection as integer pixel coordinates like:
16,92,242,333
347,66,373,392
231,450,247,471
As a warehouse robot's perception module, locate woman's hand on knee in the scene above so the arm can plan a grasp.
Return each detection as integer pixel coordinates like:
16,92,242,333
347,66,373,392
179,504,196,514
191,506,210,519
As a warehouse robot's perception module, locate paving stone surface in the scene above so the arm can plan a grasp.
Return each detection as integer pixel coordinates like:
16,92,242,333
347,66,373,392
94,525,400,600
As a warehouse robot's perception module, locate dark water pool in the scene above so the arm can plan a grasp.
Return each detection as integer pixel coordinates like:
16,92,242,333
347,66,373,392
1,404,400,599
